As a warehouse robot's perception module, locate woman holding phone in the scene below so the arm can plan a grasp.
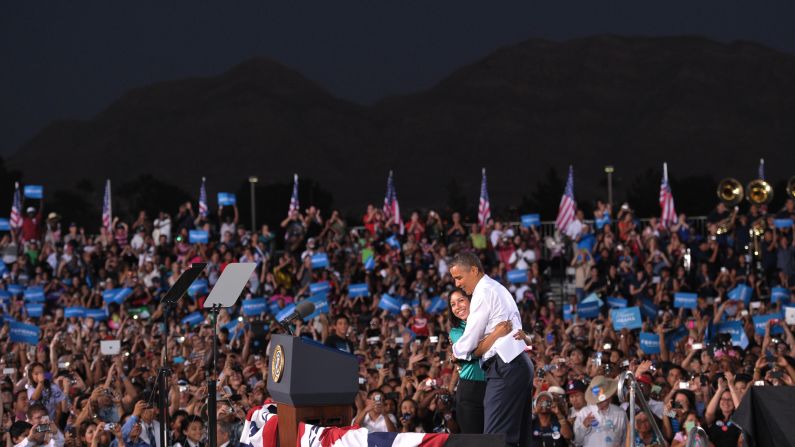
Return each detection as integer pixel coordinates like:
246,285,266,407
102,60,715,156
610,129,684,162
447,288,513,433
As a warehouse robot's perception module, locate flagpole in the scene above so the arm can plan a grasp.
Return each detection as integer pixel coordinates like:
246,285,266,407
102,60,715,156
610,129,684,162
107,179,112,229
663,162,668,182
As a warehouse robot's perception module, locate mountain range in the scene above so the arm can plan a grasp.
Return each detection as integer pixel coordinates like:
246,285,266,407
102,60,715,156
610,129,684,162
9,35,795,217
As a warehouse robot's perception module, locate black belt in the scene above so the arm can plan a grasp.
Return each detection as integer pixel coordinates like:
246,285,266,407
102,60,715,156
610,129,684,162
481,356,497,371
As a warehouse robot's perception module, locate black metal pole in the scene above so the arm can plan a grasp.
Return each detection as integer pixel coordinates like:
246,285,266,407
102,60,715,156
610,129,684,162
158,304,171,447
208,306,218,447
155,303,171,447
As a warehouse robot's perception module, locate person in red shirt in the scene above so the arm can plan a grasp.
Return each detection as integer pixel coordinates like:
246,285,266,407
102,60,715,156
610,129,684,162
408,305,430,338
21,205,43,243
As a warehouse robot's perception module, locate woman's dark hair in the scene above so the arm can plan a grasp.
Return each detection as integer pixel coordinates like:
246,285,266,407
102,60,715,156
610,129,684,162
26,362,49,389
672,389,697,415
447,288,470,328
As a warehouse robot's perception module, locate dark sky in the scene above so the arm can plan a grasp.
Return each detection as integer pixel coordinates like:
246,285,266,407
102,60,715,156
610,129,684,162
2,1,794,156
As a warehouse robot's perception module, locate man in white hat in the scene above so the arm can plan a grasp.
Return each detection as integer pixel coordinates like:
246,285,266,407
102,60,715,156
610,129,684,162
573,375,626,447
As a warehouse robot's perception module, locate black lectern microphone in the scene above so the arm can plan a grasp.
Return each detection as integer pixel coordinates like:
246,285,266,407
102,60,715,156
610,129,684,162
279,300,316,325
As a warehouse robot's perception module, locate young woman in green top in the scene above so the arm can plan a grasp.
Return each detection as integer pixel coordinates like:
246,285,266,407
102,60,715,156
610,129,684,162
448,288,513,433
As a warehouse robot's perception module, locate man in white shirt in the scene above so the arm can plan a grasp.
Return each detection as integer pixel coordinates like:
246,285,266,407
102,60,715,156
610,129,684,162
565,210,585,240
449,253,533,447
573,375,626,447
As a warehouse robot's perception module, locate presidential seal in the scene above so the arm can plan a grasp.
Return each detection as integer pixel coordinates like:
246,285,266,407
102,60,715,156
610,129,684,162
271,344,285,383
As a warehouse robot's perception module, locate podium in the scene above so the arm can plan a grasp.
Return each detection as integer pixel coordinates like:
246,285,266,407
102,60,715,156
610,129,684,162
267,334,358,447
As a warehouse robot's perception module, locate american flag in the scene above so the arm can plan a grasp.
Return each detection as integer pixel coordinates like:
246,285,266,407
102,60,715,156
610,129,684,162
198,177,208,218
383,170,404,234
660,163,677,228
288,174,300,215
9,182,22,230
102,179,112,231
555,165,577,232
758,158,765,180
478,167,491,227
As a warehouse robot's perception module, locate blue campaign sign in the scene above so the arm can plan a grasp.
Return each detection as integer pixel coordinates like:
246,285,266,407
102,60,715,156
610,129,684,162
241,298,267,316
771,287,790,304
181,311,204,327
269,302,283,315
577,300,601,319
364,255,375,271
23,287,45,302
611,307,642,330
752,312,784,336
426,296,447,314
715,320,748,349
607,296,627,308
639,332,661,354
0,218,10,231
102,288,133,304
774,218,794,229
310,282,330,295
189,230,209,244
23,185,44,199
386,235,401,249
577,234,596,252
303,294,330,321
563,304,573,321
378,294,402,314
666,326,688,351
348,283,369,298
26,303,44,318
112,288,133,304
223,320,248,340
217,192,236,206
8,284,24,295
311,253,329,269
64,307,86,318
640,298,659,320
506,269,528,284
188,279,209,297
0,290,11,304
595,215,611,230
9,321,40,345
674,292,698,309
276,304,296,322
521,214,541,228
728,284,752,304
84,308,108,321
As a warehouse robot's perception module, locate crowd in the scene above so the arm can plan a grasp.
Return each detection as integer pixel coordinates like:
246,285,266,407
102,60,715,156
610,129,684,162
1,193,795,447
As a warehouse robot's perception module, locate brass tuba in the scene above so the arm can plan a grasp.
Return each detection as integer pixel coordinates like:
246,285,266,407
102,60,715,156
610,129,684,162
716,178,743,234
716,178,744,206
745,178,774,205
787,176,795,200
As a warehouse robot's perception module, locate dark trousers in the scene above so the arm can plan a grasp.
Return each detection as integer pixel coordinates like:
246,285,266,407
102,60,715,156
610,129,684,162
455,379,487,434
484,354,533,447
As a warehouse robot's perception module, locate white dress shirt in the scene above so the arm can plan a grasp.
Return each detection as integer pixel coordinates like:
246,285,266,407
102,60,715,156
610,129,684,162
452,274,525,362
140,420,161,447
573,404,626,447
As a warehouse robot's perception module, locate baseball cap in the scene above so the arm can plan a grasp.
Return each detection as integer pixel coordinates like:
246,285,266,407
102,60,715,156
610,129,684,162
566,380,587,394
400,304,411,311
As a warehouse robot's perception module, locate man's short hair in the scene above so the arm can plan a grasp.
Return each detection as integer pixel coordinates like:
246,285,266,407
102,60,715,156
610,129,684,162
27,404,47,420
449,252,484,273
10,421,32,441
217,420,235,440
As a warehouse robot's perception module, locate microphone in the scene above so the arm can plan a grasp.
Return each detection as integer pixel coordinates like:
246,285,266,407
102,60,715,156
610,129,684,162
278,300,316,325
